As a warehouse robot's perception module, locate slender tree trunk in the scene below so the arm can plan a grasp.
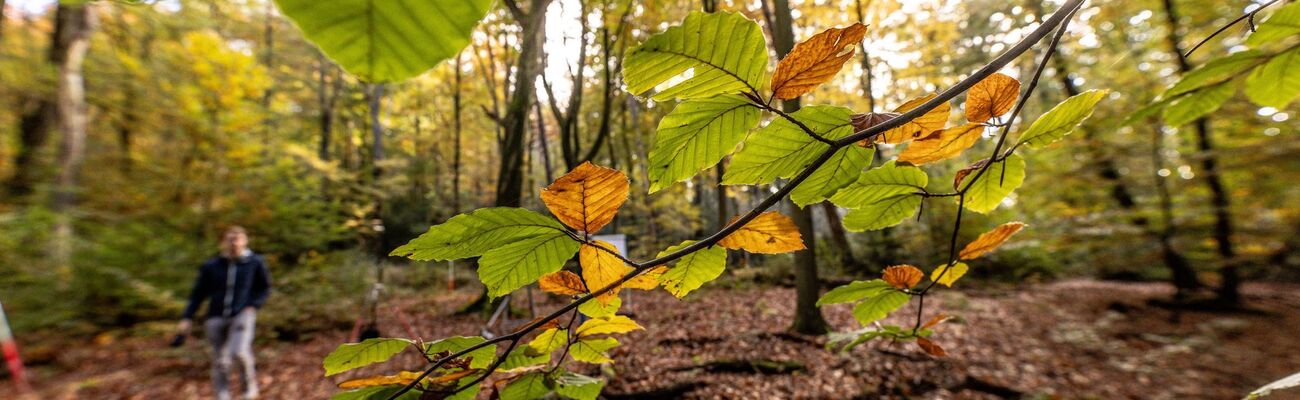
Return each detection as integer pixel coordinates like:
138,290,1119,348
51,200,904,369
317,53,334,161
771,0,829,335
534,101,555,183
820,201,861,269
854,0,875,112
50,3,96,273
1160,0,1239,306
260,1,275,153
1150,124,1198,300
495,0,551,208
369,84,386,177
452,53,464,213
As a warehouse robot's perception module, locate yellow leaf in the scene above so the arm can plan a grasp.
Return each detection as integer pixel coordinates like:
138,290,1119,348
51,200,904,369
872,94,951,144
929,262,968,287
771,23,868,100
717,211,805,254
576,315,643,337
916,337,947,357
541,162,629,233
882,265,924,289
965,73,1021,123
897,123,984,165
539,271,586,296
580,241,633,305
959,221,1027,260
623,266,666,290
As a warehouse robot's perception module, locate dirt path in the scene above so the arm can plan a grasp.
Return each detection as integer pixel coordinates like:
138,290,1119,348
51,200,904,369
6,280,1299,399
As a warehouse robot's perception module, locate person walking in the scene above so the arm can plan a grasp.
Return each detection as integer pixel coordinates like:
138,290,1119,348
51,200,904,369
177,226,271,400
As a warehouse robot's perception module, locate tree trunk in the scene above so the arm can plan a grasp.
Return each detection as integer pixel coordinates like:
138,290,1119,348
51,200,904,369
50,3,96,273
1160,0,1238,306
317,53,335,161
1150,124,1199,299
821,201,861,269
452,53,464,213
495,0,551,208
260,1,275,153
771,0,829,335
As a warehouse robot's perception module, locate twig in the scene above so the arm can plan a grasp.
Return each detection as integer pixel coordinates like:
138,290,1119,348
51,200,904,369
911,0,1081,332
1182,0,1282,58
385,1,1086,397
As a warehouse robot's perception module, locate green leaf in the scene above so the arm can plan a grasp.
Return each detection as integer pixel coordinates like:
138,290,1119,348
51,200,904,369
829,161,927,231
723,106,855,185
499,347,551,371
624,11,768,101
568,337,620,364
1163,50,1266,98
830,161,927,207
274,0,492,83
500,373,551,400
960,154,1026,214
1017,89,1108,148
444,374,483,400
323,338,414,376
1245,47,1300,108
817,279,892,306
478,231,581,298
851,290,910,325
391,208,567,261
528,328,568,353
655,241,727,298
423,336,496,370
577,295,621,318
329,385,420,400
1163,81,1235,126
648,95,761,192
555,372,606,400
791,144,874,207
1246,2,1300,47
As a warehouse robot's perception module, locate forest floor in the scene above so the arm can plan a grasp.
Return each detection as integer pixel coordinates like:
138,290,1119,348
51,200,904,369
7,279,1300,400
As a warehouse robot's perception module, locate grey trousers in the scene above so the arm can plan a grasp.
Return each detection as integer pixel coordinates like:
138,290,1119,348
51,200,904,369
205,308,259,400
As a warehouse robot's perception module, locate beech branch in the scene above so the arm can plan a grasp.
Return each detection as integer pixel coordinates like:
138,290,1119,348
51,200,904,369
385,0,1087,397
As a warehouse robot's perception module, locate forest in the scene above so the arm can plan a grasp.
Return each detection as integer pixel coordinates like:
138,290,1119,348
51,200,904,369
0,0,1298,399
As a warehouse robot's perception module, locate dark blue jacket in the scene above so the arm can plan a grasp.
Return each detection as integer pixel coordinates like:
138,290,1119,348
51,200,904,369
182,251,272,319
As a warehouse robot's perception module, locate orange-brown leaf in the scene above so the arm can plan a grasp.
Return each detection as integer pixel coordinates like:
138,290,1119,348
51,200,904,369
897,123,984,165
541,161,629,233
772,23,868,100
624,266,666,290
580,240,633,304
338,371,425,389
959,221,1027,260
882,265,924,289
965,73,1021,123
718,211,806,254
916,337,947,357
877,94,951,144
922,313,951,330
952,158,990,190
539,270,587,296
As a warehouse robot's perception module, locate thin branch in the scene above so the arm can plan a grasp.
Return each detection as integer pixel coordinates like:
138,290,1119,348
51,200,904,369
912,1,1080,333
386,1,1086,397
1182,0,1281,58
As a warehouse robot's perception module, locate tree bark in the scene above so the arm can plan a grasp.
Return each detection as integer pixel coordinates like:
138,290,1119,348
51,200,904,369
1149,124,1199,299
495,0,551,208
1160,0,1238,305
771,0,829,335
452,53,464,213
50,3,96,272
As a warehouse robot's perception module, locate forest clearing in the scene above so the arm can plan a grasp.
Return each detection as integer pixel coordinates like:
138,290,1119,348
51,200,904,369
1,0,1297,399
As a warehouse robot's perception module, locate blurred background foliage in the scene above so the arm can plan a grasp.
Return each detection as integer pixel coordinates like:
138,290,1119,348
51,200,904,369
0,0,1295,344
